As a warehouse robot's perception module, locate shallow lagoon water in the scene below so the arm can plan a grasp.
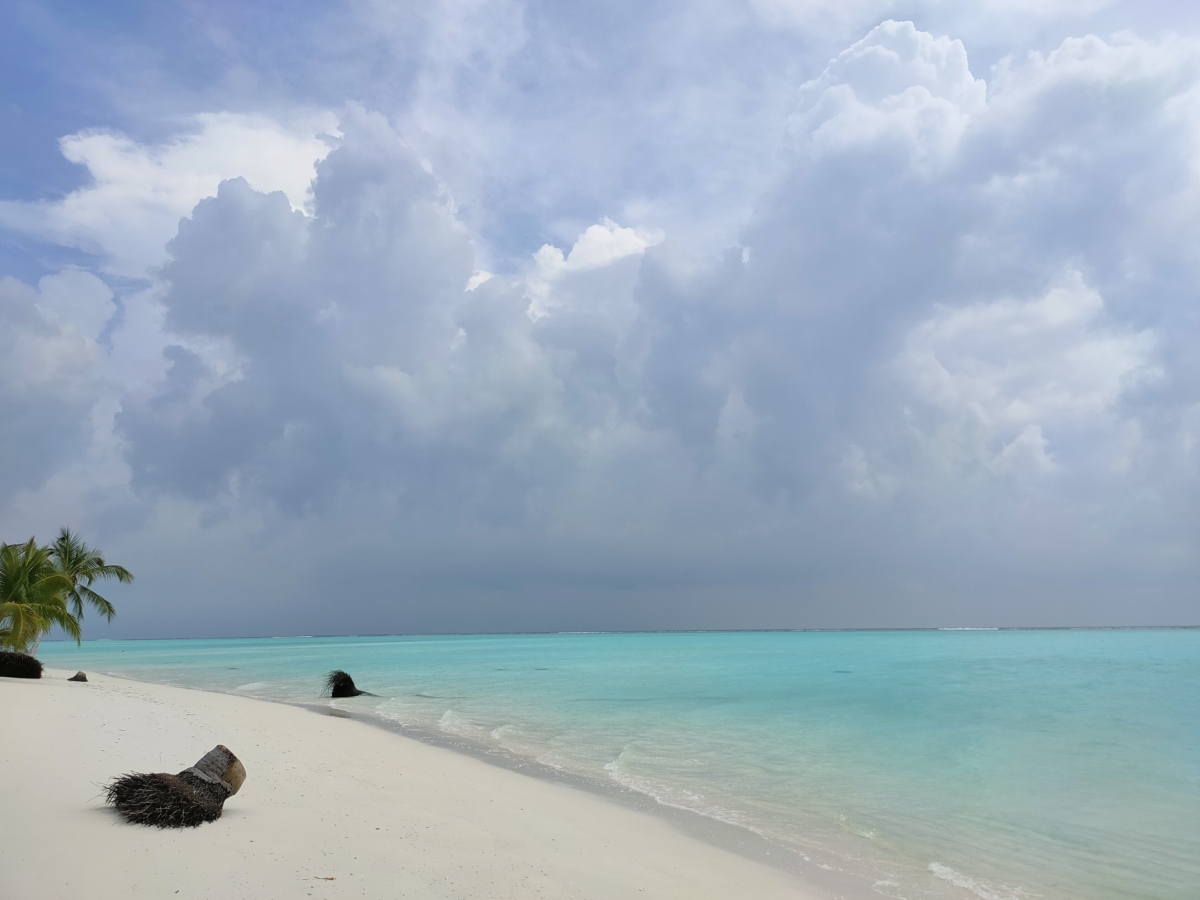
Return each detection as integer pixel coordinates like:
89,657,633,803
41,629,1200,900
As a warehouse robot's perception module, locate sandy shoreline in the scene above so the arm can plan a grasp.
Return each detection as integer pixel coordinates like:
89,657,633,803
2,669,815,899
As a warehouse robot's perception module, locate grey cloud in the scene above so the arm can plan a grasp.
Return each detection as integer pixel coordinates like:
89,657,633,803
0,271,111,506
119,107,564,520
14,21,1200,633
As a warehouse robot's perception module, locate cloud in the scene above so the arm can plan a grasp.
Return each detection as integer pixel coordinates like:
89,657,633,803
27,268,117,343
0,270,110,504
898,271,1160,480
0,113,336,277
526,218,661,318
789,20,987,164
5,18,1200,632
116,107,562,519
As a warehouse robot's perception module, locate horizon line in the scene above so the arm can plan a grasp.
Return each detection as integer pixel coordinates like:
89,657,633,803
39,624,1200,643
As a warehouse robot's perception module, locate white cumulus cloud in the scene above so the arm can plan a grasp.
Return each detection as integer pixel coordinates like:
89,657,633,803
900,271,1159,479
0,112,337,277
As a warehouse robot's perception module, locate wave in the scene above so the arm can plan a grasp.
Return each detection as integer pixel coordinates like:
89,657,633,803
234,681,272,692
437,708,492,741
928,863,1029,900
603,744,765,837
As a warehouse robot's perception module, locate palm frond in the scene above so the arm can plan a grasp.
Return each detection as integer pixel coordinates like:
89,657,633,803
1,530,132,649
49,528,132,624
86,564,134,585
1,538,80,650
0,601,39,650
74,584,117,622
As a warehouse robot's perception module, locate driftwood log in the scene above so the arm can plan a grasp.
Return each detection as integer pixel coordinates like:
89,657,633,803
106,745,246,828
68,671,87,682
325,670,375,697
0,651,42,679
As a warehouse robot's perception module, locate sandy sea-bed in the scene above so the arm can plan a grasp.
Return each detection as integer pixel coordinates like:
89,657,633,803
0,669,814,900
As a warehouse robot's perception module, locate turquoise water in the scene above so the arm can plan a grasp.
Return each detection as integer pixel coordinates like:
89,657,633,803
39,630,1199,900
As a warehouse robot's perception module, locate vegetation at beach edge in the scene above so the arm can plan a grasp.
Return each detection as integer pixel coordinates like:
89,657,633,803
0,528,132,654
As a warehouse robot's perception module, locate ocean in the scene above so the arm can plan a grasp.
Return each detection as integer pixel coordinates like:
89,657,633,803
38,629,1199,900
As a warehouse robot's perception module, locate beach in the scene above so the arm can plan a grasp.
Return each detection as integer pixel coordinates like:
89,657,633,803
27,630,1200,900
1,669,812,900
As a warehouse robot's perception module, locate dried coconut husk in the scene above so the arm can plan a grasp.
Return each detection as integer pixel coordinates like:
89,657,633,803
105,745,245,828
105,773,224,828
0,651,42,679
186,744,246,795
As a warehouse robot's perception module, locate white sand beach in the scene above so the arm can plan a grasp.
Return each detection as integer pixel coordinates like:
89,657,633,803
1,669,813,900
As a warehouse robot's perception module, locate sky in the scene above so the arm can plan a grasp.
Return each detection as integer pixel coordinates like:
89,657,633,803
2,0,1199,637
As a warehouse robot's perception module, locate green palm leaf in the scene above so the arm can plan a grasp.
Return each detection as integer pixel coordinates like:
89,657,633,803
0,530,133,652
50,528,133,623
0,539,78,651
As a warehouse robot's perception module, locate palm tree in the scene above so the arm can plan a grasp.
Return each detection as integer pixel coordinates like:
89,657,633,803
49,528,133,625
0,539,79,652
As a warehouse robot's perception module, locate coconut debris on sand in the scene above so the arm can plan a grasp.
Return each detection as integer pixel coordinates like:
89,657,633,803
106,745,247,827
1,670,814,900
